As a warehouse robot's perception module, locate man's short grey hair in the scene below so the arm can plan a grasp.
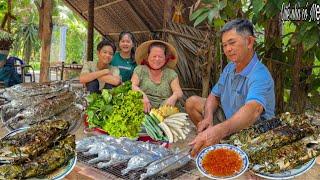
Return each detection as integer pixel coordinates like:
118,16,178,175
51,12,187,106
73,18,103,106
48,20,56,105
220,19,255,37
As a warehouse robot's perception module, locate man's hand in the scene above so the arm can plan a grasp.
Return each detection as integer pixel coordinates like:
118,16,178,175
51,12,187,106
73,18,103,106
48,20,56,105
189,125,224,157
197,118,212,133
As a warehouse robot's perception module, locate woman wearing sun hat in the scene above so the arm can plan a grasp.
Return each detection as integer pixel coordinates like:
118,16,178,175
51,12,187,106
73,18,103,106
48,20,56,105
131,40,183,113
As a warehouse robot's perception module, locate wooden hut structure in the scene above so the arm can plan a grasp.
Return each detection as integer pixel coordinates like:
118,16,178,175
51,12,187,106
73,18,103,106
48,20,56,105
62,0,218,100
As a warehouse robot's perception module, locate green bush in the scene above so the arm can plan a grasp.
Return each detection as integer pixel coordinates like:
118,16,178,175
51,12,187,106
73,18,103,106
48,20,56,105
29,61,40,71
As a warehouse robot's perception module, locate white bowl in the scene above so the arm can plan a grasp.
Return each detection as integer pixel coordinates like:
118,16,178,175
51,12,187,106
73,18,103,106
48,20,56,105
196,144,249,180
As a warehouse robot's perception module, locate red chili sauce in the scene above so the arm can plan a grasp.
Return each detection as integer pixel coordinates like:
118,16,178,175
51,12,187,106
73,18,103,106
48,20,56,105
202,148,243,177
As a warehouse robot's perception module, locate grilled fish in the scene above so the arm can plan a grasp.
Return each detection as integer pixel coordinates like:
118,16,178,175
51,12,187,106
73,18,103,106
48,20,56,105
0,119,70,163
251,134,320,173
0,134,75,179
4,91,75,129
242,123,315,155
224,117,283,146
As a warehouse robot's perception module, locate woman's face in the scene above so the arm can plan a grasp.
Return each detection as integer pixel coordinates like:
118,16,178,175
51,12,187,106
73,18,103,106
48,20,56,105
147,46,166,70
97,45,114,64
119,34,133,53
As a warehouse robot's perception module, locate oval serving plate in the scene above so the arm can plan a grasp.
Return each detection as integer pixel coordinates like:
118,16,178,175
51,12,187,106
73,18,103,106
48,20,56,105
196,144,249,180
3,127,77,180
253,159,316,180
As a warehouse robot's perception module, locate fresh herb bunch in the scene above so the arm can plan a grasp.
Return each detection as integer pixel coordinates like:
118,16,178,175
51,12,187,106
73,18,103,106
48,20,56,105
85,81,145,138
0,30,14,50
102,90,144,138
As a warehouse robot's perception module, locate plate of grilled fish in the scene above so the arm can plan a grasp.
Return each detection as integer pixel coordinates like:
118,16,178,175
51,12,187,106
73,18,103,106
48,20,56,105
0,119,77,179
223,113,320,179
253,158,315,180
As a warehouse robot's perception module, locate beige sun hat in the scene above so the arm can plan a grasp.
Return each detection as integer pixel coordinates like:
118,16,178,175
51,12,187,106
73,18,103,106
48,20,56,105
135,40,178,69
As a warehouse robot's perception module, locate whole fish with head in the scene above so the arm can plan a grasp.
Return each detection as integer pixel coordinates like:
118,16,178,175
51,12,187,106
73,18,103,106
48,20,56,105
51,103,84,132
0,134,75,179
1,89,68,112
82,142,112,156
88,144,123,164
96,148,133,168
0,119,69,163
1,90,69,123
121,152,162,175
241,123,315,155
76,135,115,152
4,91,75,129
224,117,283,146
251,134,320,173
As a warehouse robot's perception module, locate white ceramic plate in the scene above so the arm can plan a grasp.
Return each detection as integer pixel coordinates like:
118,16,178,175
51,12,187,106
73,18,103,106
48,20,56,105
3,127,77,180
253,159,316,180
196,144,249,180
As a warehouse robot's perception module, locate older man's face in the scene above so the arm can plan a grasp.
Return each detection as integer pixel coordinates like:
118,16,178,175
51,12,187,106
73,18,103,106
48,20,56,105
221,29,253,64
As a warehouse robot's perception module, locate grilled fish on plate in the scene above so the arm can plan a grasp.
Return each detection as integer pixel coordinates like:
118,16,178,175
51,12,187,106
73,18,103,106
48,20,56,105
0,119,69,163
0,134,75,179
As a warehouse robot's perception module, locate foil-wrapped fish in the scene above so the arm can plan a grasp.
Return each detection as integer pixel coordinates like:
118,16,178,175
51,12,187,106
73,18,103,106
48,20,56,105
121,152,162,175
0,119,70,163
140,150,189,180
76,135,115,152
159,155,191,175
0,82,65,100
88,144,121,164
0,134,75,179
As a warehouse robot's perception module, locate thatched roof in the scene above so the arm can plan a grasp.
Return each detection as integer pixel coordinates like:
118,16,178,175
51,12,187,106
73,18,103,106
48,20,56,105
62,0,197,43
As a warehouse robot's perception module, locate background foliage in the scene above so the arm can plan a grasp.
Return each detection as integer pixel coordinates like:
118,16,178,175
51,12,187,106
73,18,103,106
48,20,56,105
0,0,102,69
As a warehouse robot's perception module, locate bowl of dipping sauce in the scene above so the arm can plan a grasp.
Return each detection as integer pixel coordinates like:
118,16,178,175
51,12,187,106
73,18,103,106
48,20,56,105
196,144,249,179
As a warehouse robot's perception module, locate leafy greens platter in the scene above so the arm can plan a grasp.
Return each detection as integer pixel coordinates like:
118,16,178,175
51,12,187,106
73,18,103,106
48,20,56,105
85,81,145,138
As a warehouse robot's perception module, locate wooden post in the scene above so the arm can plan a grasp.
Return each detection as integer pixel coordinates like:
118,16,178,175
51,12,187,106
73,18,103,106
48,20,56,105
7,0,11,33
87,0,94,61
39,0,53,82
162,0,173,41
60,61,65,80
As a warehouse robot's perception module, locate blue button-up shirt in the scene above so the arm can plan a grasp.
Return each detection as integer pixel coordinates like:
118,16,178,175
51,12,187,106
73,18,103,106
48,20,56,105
211,53,275,120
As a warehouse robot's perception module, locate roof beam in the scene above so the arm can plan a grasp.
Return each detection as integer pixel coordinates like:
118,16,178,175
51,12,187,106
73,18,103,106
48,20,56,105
83,0,125,14
108,30,159,36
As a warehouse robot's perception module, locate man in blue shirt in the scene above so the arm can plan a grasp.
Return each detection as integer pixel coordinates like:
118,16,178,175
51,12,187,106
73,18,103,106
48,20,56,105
185,19,275,157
